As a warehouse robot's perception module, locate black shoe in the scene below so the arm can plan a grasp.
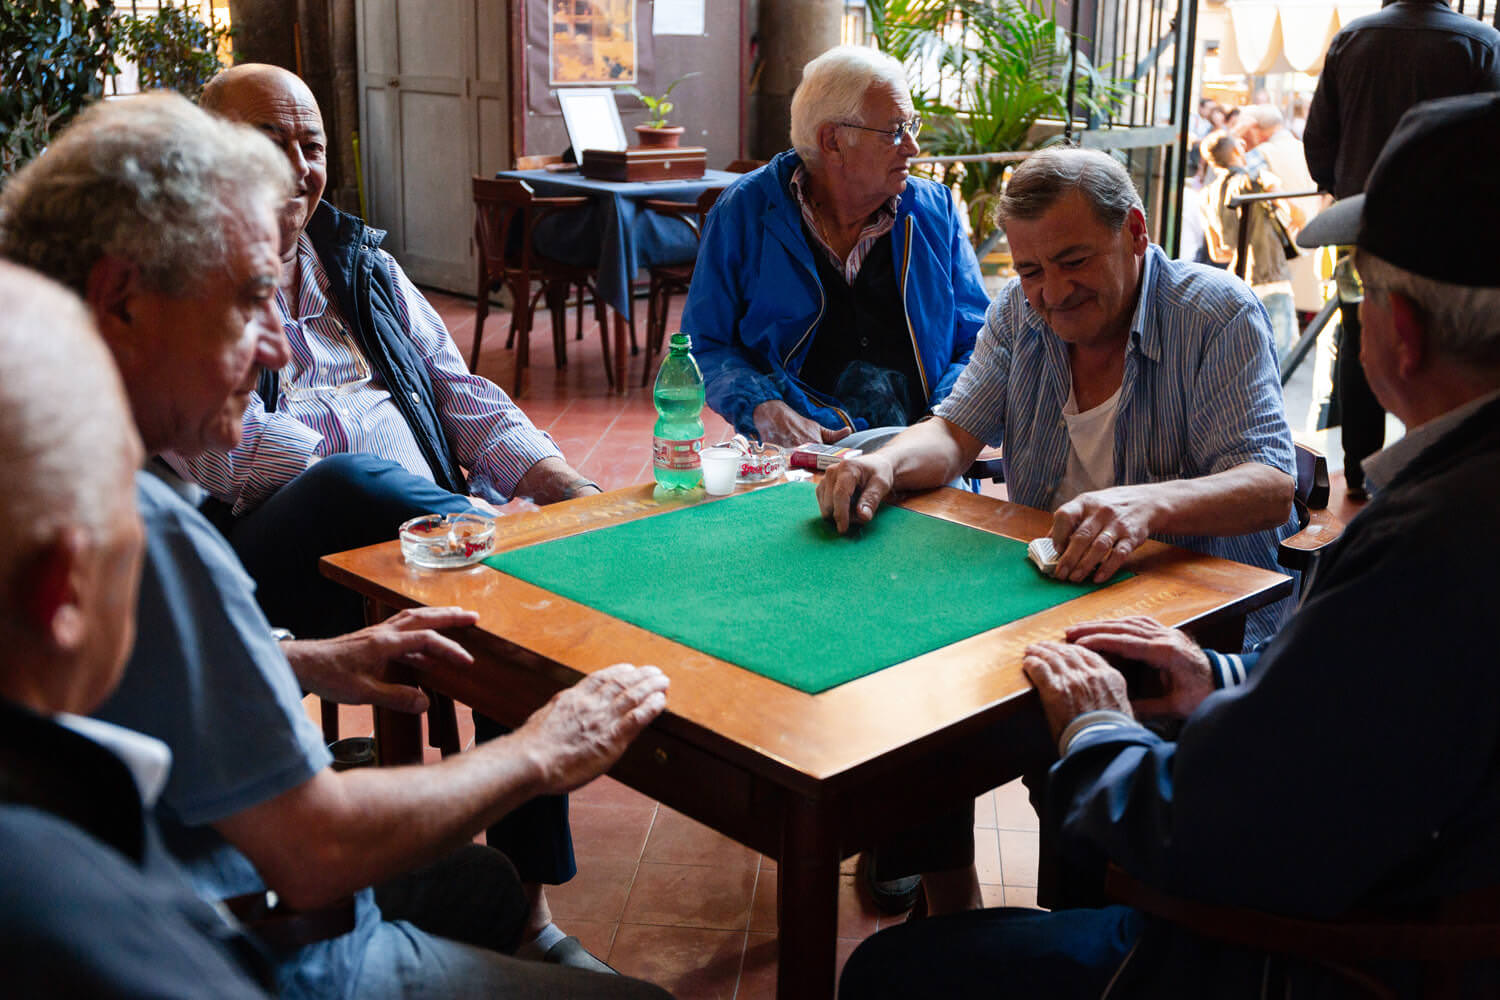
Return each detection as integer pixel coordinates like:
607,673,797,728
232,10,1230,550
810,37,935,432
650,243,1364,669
860,852,923,915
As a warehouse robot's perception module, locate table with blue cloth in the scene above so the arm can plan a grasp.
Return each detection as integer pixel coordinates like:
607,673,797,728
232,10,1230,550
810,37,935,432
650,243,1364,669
494,167,739,388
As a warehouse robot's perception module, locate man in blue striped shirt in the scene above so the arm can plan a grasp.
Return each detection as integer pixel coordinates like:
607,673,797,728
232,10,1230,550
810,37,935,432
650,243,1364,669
819,147,1297,650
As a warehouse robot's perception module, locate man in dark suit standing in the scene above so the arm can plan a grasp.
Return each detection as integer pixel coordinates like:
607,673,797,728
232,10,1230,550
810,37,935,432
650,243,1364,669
1304,0,1500,497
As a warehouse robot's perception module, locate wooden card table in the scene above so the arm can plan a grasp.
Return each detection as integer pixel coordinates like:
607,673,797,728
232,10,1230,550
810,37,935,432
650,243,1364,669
321,482,1292,999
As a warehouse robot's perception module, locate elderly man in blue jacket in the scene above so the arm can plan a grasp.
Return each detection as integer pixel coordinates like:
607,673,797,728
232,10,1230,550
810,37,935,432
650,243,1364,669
682,45,988,448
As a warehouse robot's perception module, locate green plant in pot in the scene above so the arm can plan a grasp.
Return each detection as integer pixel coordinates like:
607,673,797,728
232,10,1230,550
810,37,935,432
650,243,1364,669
871,0,1131,258
617,72,699,149
1,0,116,178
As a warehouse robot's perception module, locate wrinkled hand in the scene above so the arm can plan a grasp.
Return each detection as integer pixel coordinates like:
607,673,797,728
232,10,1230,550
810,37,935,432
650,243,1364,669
752,400,850,448
815,452,896,534
1066,617,1214,720
1049,485,1158,583
1021,641,1132,747
515,663,670,795
282,606,480,714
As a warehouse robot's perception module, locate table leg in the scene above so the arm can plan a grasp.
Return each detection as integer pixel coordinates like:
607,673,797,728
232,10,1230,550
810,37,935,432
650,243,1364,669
363,597,424,767
374,706,423,766
777,794,840,1000
612,311,629,393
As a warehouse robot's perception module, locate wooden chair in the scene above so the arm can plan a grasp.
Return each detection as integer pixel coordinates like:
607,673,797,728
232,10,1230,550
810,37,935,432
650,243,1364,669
1279,442,1343,572
639,186,724,385
1106,864,1500,999
471,176,612,396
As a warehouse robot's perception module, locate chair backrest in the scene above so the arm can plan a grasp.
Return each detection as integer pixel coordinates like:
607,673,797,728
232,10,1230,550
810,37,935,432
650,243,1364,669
515,153,564,171
1293,441,1330,511
723,158,767,173
472,176,536,273
1106,864,1500,999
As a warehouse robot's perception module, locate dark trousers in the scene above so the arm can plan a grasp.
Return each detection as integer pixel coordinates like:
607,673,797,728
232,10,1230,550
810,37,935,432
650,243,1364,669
1334,302,1387,490
209,453,577,885
208,453,473,641
839,905,1142,999
374,843,529,954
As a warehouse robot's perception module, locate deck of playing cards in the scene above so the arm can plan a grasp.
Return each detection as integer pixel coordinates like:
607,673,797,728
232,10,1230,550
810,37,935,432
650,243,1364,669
1027,536,1059,575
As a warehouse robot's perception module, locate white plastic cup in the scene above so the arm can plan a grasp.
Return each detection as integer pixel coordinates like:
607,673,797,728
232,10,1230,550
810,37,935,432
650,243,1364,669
700,447,740,496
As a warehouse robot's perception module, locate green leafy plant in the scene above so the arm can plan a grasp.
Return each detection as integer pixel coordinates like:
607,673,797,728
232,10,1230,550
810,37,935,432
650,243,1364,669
1,0,116,178
870,0,1132,255
617,72,700,129
114,3,230,100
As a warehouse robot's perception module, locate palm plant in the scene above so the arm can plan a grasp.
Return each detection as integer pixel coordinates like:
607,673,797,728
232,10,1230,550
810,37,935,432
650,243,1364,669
870,0,1132,255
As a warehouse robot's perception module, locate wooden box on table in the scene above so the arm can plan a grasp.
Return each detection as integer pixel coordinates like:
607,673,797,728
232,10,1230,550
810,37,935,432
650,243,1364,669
580,146,708,182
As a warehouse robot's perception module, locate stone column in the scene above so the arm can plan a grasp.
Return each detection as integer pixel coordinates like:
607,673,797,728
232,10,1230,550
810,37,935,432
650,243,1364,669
227,0,297,69
749,0,842,160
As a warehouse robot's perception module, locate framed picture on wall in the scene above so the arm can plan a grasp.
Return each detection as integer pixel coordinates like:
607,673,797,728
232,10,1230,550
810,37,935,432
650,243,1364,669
557,87,628,154
550,0,637,85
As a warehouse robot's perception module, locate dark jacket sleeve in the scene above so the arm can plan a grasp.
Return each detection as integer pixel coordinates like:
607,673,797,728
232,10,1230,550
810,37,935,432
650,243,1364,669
1302,39,1342,194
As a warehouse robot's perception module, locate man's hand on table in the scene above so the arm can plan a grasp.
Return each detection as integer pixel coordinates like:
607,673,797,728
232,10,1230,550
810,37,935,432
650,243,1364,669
752,399,851,449
816,452,897,534
513,456,602,505
1021,641,1133,748
1049,484,1160,583
282,606,480,713
512,663,670,795
1066,617,1215,720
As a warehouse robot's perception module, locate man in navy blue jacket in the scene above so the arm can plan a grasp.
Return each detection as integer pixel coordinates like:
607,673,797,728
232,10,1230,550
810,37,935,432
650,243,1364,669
682,45,988,447
839,92,1500,999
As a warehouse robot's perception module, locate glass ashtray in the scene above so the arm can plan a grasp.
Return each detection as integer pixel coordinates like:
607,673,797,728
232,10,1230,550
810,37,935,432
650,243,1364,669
399,512,495,569
719,434,786,484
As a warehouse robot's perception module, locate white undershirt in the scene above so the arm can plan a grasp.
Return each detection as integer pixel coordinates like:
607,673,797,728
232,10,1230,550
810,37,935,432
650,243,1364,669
1051,381,1121,510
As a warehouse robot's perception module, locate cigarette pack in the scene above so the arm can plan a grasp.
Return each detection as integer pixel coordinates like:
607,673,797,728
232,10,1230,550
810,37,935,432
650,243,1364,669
788,443,863,471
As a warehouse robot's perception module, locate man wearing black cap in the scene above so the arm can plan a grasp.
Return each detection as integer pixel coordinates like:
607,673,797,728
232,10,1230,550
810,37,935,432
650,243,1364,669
838,92,1500,999
1303,0,1500,498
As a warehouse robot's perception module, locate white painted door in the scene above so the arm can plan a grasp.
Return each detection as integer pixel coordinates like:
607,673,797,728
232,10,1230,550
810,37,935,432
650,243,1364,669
357,0,509,292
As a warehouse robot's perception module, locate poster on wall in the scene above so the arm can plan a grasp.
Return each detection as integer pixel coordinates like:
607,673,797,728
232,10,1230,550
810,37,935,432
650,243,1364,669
550,0,638,85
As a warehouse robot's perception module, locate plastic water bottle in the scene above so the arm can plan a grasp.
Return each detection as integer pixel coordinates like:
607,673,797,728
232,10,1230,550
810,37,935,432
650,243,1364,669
652,332,705,493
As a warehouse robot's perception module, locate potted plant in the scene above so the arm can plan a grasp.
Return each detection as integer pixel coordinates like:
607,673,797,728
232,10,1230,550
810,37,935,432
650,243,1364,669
871,0,1131,258
617,72,699,149
1,0,116,177
114,3,230,100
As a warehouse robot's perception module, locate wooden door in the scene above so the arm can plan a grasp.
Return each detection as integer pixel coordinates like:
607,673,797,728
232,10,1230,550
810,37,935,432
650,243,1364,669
357,0,509,292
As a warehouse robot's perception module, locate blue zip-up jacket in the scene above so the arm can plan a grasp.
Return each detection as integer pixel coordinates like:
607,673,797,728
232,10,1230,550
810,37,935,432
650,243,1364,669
681,150,988,437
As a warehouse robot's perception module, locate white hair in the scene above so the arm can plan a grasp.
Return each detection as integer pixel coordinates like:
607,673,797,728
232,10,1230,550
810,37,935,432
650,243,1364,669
0,91,291,298
790,45,910,165
1244,104,1284,131
0,262,140,590
1358,250,1500,369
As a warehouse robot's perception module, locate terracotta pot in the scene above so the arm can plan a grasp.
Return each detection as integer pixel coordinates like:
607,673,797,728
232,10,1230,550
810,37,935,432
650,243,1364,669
634,124,685,149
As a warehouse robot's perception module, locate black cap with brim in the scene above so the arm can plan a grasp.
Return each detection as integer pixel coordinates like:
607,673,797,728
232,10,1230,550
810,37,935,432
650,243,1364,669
1292,91,1500,288
1295,193,1363,250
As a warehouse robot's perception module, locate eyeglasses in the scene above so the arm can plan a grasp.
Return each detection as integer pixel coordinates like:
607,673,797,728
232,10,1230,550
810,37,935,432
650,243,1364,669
837,115,922,145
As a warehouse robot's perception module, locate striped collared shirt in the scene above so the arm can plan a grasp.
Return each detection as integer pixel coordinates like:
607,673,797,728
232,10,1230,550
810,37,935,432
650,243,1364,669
789,165,900,283
175,233,560,514
936,244,1297,649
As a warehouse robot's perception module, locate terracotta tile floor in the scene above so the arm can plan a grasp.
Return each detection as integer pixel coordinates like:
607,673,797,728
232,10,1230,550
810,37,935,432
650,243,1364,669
305,285,1369,998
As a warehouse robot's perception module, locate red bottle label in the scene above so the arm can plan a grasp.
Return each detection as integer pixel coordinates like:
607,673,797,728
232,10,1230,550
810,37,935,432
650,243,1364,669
653,436,704,470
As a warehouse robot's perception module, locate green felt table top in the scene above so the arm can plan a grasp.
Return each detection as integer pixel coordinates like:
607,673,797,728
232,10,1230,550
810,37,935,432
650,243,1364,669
485,481,1123,693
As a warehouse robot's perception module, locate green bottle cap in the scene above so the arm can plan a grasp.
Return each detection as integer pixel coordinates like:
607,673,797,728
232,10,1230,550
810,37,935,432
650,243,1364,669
669,332,692,351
